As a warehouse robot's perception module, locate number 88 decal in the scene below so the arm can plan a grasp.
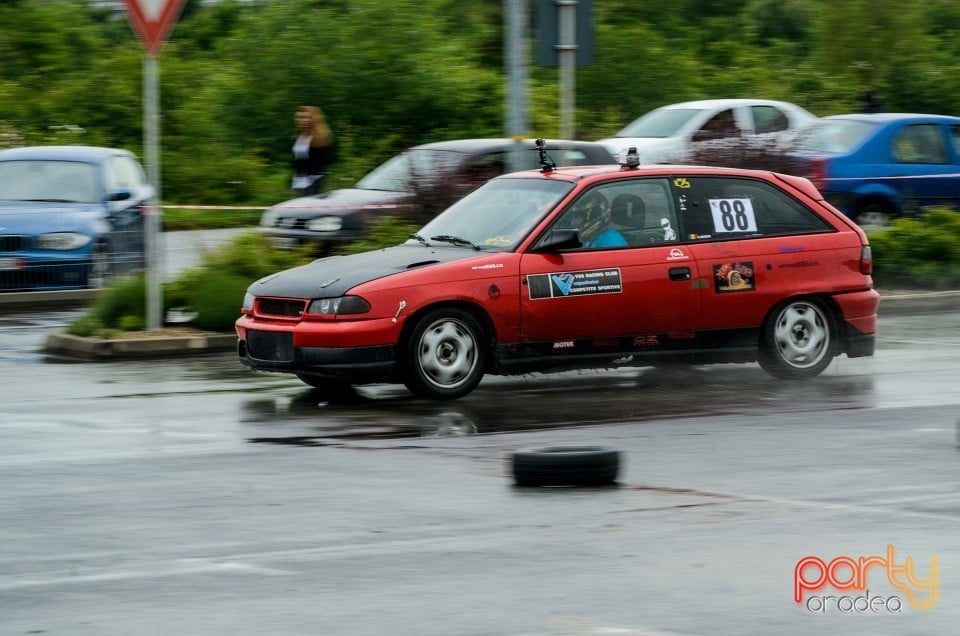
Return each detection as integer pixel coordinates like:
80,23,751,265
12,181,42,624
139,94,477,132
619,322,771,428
709,198,757,233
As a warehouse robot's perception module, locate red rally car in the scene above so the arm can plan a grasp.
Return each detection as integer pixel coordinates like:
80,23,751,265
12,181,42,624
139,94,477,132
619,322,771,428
236,142,879,400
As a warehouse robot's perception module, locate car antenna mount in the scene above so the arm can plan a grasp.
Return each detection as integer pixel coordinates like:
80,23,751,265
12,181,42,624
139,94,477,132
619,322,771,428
621,147,640,169
536,138,556,172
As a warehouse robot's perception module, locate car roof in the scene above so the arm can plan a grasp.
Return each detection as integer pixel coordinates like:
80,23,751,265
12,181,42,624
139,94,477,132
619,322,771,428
0,145,134,162
409,138,611,153
821,113,960,124
655,98,803,111
502,163,787,181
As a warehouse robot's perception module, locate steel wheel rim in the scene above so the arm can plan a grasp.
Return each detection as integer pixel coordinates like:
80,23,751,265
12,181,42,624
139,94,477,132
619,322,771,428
773,301,830,369
417,318,478,389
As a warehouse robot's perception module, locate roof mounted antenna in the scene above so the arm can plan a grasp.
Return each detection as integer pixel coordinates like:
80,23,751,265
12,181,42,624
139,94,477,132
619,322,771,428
536,138,556,172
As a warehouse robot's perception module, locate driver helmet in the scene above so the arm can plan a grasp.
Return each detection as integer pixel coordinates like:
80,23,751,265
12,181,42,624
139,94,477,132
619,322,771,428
571,191,610,241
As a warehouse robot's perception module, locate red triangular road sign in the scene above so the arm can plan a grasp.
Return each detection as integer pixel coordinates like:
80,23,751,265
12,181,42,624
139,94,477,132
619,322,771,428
124,0,187,56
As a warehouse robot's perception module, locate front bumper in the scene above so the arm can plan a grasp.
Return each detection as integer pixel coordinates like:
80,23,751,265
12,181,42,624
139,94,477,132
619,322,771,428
236,315,400,381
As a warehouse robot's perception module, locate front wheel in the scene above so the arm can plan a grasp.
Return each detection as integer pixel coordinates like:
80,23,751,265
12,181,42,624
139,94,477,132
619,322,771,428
402,308,486,400
759,298,836,379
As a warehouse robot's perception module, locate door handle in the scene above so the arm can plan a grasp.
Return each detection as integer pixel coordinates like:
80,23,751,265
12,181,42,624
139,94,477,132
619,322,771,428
669,267,691,281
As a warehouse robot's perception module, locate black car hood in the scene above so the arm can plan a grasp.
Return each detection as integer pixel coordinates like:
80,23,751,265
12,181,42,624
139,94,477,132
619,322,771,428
249,244,481,298
270,188,411,217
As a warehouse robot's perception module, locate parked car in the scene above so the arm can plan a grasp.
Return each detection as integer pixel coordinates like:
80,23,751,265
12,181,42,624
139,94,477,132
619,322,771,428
0,145,153,291
259,138,617,254
789,113,960,227
598,98,817,164
237,147,878,400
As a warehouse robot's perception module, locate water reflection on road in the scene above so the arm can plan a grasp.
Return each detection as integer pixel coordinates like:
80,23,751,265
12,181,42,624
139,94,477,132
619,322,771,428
242,364,878,443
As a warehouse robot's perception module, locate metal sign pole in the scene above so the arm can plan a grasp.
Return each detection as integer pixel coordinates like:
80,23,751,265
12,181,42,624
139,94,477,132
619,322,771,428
143,53,162,331
504,0,529,172
557,0,577,140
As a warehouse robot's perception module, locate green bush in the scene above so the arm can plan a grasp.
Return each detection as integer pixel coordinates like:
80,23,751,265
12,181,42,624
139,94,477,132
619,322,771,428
69,231,316,335
867,207,960,290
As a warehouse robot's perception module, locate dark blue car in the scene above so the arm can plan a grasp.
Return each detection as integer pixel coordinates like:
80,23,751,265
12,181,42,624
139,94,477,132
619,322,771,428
791,113,960,227
0,145,153,291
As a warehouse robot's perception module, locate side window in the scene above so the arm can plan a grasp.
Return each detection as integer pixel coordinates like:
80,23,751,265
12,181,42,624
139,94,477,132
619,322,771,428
693,109,740,142
752,106,789,134
106,156,146,191
461,153,506,189
672,177,832,241
950,125,960,160
891,124,947,164
551,179,679,249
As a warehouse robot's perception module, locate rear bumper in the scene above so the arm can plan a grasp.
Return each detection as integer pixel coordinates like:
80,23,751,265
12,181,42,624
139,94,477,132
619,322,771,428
832,288,880,358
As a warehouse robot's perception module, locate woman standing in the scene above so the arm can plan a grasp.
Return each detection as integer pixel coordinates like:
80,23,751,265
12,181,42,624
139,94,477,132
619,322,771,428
291,105,335,195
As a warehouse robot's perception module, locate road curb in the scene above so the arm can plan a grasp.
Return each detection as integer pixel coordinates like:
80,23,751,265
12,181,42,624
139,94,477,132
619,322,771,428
44,331,237,360
878,290,960,316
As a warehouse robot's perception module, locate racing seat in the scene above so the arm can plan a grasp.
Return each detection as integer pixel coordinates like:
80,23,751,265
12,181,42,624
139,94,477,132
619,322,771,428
610,193,667,245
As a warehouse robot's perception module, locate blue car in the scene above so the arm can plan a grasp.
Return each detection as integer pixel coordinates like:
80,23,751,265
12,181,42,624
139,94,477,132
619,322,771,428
791,113,960,227
0,145,154,291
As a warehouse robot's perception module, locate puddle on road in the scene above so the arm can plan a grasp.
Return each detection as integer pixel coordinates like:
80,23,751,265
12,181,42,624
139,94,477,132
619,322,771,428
243,365,877,444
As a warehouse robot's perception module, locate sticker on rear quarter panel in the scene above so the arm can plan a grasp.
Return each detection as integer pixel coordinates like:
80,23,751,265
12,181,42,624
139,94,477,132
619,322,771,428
713,262,755,293
527,268,622,299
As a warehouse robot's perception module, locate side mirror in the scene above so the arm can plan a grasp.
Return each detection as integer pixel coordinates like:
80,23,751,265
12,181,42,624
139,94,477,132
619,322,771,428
532,229,582,252
108,188,133,202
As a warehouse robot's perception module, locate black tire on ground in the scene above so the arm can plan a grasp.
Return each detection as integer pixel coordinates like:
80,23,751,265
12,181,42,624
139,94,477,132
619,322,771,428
511,446,621,487
402,308,487,400
758,297,837,379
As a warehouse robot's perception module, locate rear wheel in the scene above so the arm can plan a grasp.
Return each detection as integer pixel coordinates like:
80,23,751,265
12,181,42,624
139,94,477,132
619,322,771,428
403,308,486,400
759,298,836,379
853,200,895,231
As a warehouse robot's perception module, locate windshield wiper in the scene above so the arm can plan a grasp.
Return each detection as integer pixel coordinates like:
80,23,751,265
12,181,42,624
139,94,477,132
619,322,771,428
430,235,481,250
22,198,79,203
408,233,431,246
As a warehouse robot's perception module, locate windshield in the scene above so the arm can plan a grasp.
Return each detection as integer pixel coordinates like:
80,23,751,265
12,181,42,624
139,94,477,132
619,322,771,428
411,177,575,251
0,160,100,203
355,148,466,192
794,119,877,154
616,108,702,138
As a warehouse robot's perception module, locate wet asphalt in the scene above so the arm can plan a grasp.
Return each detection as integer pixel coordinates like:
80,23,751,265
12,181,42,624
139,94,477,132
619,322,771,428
0,306,957,635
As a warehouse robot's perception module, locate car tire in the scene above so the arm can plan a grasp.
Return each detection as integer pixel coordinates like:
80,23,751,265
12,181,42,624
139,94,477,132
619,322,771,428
402,308,486,400
511,446,621,487
86,242,111,289
853,200,895,230
759,297,836,379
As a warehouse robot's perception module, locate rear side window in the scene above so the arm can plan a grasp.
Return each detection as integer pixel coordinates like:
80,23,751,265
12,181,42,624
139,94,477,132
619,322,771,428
890,124,948,164
671,176,832,241
752,105,789,134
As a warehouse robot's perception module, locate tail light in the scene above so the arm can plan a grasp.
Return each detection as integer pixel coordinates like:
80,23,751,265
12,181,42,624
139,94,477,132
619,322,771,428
809,157,828,191
860,245,873,275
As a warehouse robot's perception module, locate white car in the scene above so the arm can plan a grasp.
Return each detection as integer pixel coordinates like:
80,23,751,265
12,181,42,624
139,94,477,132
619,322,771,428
598,98,817,164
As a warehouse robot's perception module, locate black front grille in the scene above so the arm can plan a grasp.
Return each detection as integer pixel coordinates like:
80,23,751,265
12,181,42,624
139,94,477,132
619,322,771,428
258,298,307,318
246,330,294,362
0,235,27,252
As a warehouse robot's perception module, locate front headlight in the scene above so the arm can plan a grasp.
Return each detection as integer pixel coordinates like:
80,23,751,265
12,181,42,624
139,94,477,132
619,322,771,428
242,292,255,311
306,295,370,316
305,216,343,232
35,232,92,250
260,209,277,227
